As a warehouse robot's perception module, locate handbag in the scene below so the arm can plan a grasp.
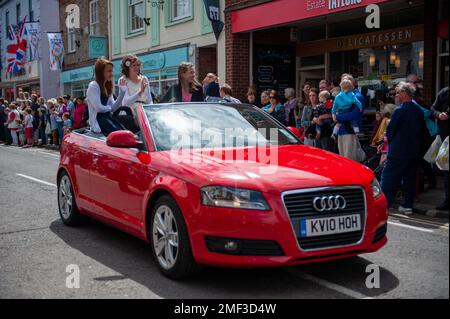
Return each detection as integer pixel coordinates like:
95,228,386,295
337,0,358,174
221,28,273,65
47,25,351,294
436,136,449,171
423,135,442,164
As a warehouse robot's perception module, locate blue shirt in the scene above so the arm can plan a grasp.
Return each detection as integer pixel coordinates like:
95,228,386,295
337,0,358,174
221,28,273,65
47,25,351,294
335,106,362,135
332,90,362,114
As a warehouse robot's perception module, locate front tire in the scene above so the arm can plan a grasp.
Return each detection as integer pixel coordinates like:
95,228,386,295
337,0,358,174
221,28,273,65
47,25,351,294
150,195,198,279
57,171,88,226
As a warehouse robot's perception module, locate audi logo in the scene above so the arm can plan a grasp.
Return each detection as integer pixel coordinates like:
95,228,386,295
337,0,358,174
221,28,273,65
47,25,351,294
312,195,347,212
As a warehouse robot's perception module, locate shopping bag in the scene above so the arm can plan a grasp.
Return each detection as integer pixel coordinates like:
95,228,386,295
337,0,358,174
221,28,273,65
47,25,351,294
45,122,51,135
423,135,442,163
436,136,449,171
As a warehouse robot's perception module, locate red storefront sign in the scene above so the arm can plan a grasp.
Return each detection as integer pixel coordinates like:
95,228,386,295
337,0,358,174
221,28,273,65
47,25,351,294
232,0,390,33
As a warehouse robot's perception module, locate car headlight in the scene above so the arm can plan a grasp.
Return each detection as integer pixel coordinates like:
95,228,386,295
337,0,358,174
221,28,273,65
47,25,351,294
201,186,270,210
371,178,383,200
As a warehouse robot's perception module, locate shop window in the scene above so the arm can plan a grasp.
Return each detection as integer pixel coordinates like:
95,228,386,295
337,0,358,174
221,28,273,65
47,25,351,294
171,0,191,21
330,41,424,110
90,0,100,36
71,83,89,99
128,0,144,34
144,69,178,97
67,27,76,53
438,38,449,90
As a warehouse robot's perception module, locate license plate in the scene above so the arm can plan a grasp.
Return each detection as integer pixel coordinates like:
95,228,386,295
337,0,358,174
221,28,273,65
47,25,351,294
299,214,361,238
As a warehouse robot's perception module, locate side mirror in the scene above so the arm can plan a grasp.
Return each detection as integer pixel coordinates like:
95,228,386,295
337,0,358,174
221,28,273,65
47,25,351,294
287,126,301,139
106,130,143,149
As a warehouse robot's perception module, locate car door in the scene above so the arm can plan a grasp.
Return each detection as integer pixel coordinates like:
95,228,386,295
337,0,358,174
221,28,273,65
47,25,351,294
88,134,156,234
68,132,95,212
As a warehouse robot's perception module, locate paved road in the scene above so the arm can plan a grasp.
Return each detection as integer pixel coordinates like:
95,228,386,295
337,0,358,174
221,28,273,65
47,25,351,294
0,144,448,299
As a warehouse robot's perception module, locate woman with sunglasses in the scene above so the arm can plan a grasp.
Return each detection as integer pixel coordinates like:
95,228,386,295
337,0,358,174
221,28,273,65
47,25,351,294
119,55,153,113
263,90,285,125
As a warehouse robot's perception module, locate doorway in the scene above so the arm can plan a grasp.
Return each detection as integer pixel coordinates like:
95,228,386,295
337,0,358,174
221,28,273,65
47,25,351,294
298,67,325,91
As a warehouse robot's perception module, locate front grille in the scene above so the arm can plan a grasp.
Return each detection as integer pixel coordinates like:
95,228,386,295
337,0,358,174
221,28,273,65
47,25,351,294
205,236,284,256
283,187,366,250
372,224,387,244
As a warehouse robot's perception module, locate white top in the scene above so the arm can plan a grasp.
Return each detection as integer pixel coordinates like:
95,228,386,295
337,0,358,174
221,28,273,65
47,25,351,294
7,109,20,129
25,114,34,128
86,81,126,134
119,75,153,108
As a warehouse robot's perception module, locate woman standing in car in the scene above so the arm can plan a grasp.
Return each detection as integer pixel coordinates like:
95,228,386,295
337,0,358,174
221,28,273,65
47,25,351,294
119,55,153,113
161,62,203,103
86,57,126,136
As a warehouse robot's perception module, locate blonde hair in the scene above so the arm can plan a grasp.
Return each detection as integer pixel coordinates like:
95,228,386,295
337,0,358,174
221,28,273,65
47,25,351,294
220,83,233,96
340,79,353,91
47,98,57,106
319,90,331,100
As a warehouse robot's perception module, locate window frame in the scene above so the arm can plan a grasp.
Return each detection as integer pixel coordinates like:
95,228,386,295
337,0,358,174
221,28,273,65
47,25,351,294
28,0,34,21
5,10,10,37
171,0,191,22
165,0,193,26
127,0,145,34
16,2,21,24
89,0,100,36
67,26,76,53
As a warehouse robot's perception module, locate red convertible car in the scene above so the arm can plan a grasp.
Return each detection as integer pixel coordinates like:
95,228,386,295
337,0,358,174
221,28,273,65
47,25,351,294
57,103,388,279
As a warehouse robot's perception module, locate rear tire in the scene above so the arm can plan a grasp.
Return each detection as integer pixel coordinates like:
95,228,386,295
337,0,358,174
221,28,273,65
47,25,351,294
150,195,198,279
57,171,88,226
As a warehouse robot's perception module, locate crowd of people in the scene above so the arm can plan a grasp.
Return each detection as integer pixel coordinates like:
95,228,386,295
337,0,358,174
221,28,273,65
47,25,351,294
0,93,87,149
0,56,448,213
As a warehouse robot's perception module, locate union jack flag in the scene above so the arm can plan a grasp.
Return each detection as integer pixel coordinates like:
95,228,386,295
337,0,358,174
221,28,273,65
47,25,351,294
6,16,28,77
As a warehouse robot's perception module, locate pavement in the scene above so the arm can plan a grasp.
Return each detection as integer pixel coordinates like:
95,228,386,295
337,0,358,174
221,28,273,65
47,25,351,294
413,178,449,218
0,144,448,299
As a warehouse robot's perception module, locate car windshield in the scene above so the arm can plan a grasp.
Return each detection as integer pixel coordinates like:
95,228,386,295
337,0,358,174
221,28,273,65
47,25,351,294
144,103,300,151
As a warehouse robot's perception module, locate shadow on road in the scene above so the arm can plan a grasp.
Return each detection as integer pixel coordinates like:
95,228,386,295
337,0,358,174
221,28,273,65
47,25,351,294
49,218,399,298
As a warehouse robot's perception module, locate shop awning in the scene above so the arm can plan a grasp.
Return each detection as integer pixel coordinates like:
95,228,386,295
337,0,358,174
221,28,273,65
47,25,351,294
231,0,390,33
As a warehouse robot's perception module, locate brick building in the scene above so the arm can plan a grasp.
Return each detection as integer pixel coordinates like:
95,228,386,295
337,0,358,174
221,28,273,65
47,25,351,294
223,0,449,106
0,0,61,100
59,0,109,98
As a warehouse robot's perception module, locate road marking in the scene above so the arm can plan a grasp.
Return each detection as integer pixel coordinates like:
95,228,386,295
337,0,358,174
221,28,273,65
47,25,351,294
388,221,435,233
287,268,373,299
16,173,57,187
389,214,449,229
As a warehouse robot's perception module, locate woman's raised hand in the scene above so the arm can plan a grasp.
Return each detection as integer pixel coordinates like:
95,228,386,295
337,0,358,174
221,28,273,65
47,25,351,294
140,78,148,94
119,78,127,92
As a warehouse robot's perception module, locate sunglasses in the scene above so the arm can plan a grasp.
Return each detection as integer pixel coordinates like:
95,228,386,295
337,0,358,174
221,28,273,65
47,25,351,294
269,96,276,99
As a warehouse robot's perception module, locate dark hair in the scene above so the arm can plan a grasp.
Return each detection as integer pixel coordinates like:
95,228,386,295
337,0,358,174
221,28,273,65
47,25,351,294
269,90,280,103
247,85,257,97
121,54,140,78
95,57,114,96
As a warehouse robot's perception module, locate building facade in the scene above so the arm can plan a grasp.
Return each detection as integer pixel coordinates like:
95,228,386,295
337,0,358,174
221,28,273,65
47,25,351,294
0,0,61,101
59,0,109,98
224,0,449,106
109,0,219,98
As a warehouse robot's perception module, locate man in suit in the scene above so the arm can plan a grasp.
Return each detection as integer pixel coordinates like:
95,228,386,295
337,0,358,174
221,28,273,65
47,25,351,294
381,82,427,215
